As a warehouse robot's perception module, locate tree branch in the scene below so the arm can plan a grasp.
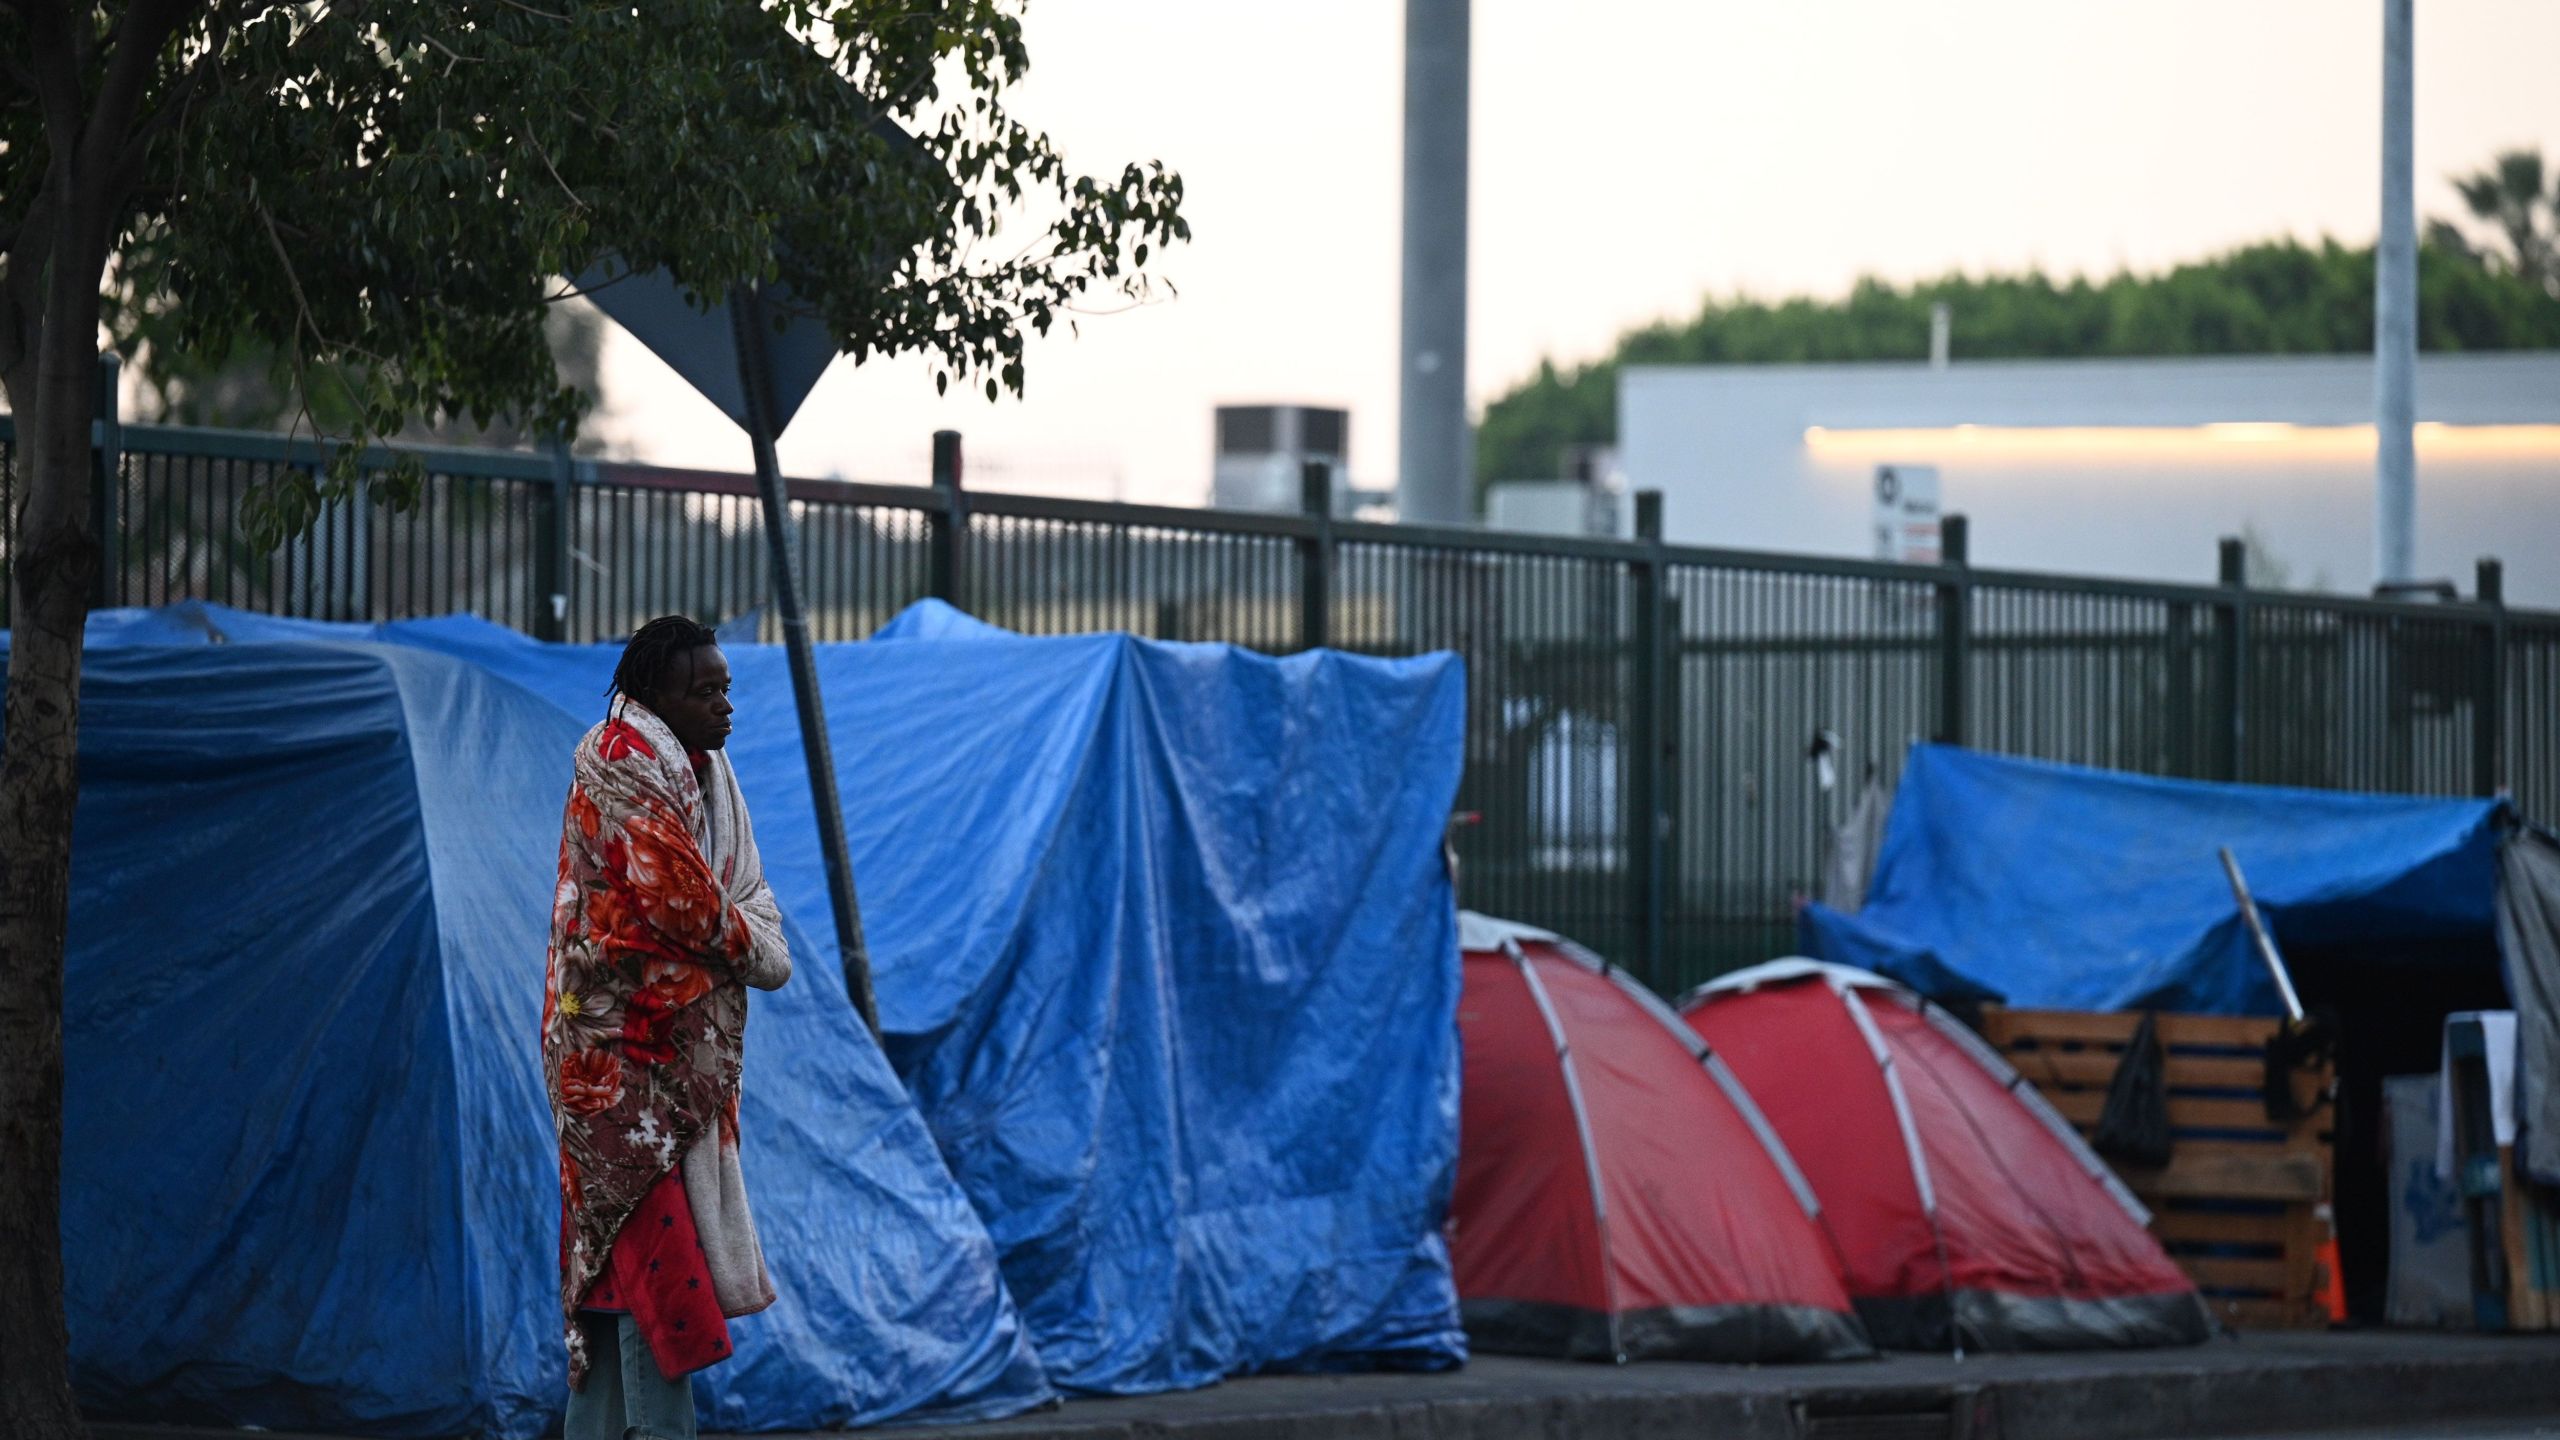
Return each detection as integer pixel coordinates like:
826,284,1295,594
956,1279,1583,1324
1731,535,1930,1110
423,31,478,74
22,6,88,145
0,5,78,401
0,190,55,400
256,199,331,358
72,0,101,73
254,196,393,407
77,0,203,186
544,269,639,304
251,203,337,453
525,129,583,209
106,9,232,202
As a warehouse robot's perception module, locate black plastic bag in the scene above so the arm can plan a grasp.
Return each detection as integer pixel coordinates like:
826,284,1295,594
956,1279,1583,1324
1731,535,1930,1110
2093,1011,2175,1169
2262,1013,2334,1126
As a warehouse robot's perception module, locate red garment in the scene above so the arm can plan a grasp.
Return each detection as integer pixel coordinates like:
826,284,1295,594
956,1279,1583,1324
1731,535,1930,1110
581,1167,733,1381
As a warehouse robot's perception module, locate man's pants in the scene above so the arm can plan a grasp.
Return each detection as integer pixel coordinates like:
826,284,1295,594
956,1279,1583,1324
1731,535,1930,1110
564,1312,696,1440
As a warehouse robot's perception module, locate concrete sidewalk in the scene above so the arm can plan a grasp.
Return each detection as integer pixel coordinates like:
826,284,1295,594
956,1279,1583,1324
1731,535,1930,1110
86,1332,2560,1440
893,1332,2560,1440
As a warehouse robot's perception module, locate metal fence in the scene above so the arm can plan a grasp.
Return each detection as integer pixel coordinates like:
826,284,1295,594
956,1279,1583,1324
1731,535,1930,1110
5,414,2553,998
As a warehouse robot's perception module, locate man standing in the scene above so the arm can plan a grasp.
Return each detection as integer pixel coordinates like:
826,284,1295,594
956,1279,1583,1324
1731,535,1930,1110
544,617,793,1440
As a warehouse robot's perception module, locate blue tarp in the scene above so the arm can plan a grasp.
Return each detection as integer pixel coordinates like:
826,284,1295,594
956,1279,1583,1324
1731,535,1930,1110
23,599,1467,1428
840,609,1472,1393
27,634,1050,1437
1800,744,2506,1014
369,601,1474,1392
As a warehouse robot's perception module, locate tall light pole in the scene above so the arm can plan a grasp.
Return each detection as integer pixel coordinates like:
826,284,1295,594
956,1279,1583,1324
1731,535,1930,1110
1398,0,1470,525
2375,0,2417,589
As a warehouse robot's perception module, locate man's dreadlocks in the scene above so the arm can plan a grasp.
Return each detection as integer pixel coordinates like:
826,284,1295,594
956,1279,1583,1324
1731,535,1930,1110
608,615,720,705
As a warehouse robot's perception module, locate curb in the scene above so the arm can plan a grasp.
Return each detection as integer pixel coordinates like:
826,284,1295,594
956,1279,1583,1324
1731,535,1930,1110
910,1335,2560,1440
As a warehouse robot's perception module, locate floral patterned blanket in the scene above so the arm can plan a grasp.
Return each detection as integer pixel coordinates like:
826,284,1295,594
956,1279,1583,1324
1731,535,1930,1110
543,700,787,1385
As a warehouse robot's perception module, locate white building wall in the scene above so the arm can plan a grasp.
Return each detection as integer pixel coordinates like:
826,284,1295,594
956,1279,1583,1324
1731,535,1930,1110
1619,353,2560,606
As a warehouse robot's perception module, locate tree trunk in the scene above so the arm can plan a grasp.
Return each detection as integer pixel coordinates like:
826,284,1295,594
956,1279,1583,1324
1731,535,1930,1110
0,204,105,1440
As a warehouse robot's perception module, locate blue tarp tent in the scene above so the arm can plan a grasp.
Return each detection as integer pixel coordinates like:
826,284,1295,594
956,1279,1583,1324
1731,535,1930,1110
376,601,1474,1392
837,607,1472,1393
20,631,1051,1437
23,599,1468,1426
1801,744,2508,1014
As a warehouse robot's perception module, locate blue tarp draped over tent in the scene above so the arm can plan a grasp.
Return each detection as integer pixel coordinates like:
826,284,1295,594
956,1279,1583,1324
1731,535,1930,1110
363,600,1474,1392
1800,744,2506,1014
20,599,1467,1429
24,634,1050,1437
839,607,1472,1393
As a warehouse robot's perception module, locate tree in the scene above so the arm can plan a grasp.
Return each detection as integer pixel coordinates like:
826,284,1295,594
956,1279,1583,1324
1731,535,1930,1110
1477,236,2560,492
0,7,1186,1437
2428,146,2559,296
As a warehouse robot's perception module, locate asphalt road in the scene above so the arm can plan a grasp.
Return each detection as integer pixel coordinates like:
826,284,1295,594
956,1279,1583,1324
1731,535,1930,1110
2170,1414,2560,1424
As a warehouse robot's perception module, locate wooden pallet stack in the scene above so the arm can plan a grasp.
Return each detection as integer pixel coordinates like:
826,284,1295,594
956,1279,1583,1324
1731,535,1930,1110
1979,1007,2335,1330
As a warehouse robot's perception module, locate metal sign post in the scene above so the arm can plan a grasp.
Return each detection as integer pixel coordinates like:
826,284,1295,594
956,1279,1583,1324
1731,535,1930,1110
582,258,881,1039
729,285,879,1037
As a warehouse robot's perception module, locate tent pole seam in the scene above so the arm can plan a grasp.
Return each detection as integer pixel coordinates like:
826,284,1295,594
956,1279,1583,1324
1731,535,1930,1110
1918,999,2154,1226
1839,983,1961,1355
1592,958,1829,1223
1509,942,1626,1362
1899,1018,2097,1294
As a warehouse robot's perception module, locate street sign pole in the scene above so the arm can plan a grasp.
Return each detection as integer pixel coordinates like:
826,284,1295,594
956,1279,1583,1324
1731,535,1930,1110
571,73,932,1043
729,284,880,1038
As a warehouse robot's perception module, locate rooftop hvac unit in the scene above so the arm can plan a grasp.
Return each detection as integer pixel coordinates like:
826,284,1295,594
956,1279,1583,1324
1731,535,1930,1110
1485,444,1627,540
1213,404,1351,516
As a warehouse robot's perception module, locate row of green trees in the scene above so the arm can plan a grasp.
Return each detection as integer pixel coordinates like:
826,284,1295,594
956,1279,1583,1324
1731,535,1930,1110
1477,150,2560,493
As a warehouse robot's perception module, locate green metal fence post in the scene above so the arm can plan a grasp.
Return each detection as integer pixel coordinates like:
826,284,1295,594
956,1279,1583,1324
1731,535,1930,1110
1297,459,1331,652
2165,599,2198,777
536,438,573,642
1934,513,1969,745
2477,557,2506,798
930,429,967,609
2218,536,2250,782
1655,587,1684,992
91,352,123,608
1631,490,1667,990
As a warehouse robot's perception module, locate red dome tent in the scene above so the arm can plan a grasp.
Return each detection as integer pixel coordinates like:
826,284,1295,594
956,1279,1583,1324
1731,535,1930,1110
1452,915,1872,1362
1679,961,2213,1352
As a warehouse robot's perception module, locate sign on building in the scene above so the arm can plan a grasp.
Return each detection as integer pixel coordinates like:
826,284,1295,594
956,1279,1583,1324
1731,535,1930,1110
1873,464,1942,564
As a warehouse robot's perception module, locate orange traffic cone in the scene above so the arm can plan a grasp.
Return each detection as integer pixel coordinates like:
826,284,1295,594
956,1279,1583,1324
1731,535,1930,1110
2315,1236,2348,1323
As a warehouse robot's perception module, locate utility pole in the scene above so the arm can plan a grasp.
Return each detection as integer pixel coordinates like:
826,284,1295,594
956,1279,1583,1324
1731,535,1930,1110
1398,0,1470,525
2375,0,2417,589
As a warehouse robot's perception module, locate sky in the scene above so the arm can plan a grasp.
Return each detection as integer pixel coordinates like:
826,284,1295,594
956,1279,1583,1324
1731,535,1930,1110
585,0,2560,507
